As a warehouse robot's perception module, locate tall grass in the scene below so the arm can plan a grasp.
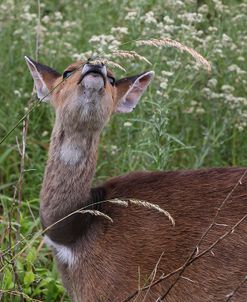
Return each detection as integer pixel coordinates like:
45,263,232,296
0,0,247,301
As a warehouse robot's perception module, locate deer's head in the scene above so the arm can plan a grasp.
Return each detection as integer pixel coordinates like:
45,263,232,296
25,57,154,133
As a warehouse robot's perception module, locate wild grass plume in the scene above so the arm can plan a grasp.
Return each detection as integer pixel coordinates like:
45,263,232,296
136,38,211,72
107,198,175,226
78,210,114,223
128,199,175,226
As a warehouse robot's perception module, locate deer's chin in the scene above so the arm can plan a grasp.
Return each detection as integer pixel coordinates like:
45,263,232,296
81,74,104,91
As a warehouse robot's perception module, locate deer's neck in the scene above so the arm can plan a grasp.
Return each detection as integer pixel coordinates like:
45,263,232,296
40,119,100,242
43,124,99,202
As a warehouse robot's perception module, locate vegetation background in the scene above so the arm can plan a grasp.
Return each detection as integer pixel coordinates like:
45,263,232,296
0,0,246,301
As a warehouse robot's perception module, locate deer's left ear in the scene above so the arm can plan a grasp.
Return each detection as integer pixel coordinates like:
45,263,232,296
115,71,154,113
25,56,61,101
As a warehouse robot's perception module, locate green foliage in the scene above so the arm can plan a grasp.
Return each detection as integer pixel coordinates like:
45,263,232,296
0,0,247,301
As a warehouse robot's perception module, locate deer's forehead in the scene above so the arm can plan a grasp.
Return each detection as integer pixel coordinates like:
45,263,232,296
65,61,84,71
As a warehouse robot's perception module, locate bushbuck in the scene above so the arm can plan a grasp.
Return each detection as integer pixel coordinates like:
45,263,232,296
25,56,247,302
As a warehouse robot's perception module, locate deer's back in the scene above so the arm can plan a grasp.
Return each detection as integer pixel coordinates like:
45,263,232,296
59,167,247,301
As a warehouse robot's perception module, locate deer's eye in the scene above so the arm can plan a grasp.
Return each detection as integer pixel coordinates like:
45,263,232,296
63,70,73,79
107,76,115,86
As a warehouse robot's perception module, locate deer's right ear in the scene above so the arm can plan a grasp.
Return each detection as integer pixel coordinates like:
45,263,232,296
25,56,61,101
115,71,154,113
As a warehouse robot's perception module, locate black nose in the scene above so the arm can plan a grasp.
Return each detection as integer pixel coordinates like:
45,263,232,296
86,63,104,69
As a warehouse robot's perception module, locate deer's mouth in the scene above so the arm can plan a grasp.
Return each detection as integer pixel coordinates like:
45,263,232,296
79,64,107,87
82,71,106,85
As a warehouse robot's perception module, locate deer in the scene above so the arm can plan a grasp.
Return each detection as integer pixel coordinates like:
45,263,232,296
25,56,247,302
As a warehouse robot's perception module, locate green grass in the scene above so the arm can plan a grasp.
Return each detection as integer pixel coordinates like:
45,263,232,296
0,0,247,301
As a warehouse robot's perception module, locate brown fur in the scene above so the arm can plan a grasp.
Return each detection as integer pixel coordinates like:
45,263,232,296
25,58,247,302
58,168,247,301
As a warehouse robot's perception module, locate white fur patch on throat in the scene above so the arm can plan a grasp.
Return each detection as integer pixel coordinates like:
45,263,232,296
44,235,76,267
60,140,83,165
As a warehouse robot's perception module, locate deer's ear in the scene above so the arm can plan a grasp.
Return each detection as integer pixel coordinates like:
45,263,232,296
25,56,61,101
115,71,154,113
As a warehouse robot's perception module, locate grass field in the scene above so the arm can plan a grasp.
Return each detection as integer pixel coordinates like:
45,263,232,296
0,0,247,301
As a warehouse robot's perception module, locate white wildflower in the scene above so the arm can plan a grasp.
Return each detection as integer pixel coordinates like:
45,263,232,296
178,12,203,23
125,11,137,21
143,11,157,24
208,78,218,88
198,4,209,14
221,85,235,93
191,100,198,106
54,12,63,20
111,145,118,155
237,56,245,62
42,15,50,23
160,79,168,90
208,26,218,32
123,122,132,127
14,90,21,97
161,70,174,77
23,4,30,13
163,16,174,24
196,107,205,114
185,107,194,114
228,65,246,75
111,27,128,35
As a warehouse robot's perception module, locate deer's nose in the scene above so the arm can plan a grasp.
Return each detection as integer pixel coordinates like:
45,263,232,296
82,63,107,77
